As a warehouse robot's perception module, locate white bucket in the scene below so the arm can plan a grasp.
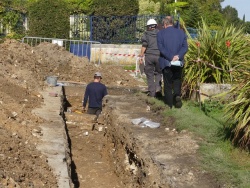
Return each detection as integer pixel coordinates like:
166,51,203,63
46,76,58,86
52,40,63,47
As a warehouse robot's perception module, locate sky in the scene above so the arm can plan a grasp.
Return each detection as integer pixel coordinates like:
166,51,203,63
221,0,250,21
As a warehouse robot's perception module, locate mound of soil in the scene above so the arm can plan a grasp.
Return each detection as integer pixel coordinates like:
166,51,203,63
0,39,145,187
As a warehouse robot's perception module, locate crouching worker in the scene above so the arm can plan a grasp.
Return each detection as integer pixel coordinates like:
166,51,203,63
82,72,108,120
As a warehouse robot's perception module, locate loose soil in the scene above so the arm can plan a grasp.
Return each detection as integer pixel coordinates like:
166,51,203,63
0,39,144,187
0,39,220,187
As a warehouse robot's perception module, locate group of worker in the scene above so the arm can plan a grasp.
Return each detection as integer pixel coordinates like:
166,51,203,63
139,16,188,109
82,16,188,120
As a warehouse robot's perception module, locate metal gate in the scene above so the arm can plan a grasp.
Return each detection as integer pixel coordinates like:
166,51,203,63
70,14,166,44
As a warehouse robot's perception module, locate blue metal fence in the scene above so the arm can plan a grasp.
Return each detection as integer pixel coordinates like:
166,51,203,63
70,15,176,44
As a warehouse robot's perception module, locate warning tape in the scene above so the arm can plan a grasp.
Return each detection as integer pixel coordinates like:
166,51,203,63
102,52,137,57
124,69,140,73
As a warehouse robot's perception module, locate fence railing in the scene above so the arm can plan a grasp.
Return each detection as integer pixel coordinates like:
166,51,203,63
70,15,201,43
22,37,102,64
70,15,167,44
1,15,200,43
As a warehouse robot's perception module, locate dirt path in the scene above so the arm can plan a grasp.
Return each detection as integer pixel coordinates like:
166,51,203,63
67,121,123,188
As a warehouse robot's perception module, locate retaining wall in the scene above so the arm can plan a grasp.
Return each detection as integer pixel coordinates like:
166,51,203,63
91,44,141,65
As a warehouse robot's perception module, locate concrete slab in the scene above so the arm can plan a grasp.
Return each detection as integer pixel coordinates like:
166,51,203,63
32,86,72,188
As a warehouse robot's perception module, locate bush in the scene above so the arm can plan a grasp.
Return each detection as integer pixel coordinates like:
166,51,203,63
91,0,139,16
28,0,70,39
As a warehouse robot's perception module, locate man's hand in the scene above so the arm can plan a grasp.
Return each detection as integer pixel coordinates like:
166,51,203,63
138,54,144,64
172,55,179,61
82,107,86,113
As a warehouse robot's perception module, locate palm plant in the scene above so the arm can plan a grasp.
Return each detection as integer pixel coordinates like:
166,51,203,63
224,61,250,150
184,19,250,151
184,19,250,97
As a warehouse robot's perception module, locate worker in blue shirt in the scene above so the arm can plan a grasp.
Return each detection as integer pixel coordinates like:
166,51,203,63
157,16,188,108
82,72,108,118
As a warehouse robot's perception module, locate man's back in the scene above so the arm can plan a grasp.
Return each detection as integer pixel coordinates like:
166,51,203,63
157,26,188,62
142,29,160,56
84,82,107,108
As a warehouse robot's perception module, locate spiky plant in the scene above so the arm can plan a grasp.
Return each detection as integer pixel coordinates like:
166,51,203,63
183,20,250,150
184,20,250,97
224,60,250,150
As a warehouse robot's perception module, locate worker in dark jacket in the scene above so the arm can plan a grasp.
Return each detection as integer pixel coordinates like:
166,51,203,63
139,18,162,98
82,72,107,118
157,16,188,108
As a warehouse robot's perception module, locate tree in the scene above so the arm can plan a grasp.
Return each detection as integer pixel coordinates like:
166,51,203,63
28,0,70,38
181,2,202,28
138,0,160,15
150,0,225,29
91,0,139,16
0,0,27,38
244,21,250,34
150,0,188,15
222,5,240,26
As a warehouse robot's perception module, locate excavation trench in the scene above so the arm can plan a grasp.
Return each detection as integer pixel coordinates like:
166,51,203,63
61,84,217,188
63,84,149,188
63,85,140,188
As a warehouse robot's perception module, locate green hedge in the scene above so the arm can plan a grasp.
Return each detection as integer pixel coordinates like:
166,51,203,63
28,0,70,39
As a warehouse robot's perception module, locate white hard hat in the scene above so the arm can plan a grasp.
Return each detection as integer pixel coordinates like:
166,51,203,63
147,19,157,26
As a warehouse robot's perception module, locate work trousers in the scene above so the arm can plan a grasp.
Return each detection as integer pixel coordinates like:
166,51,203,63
87,107,102,118
144,54,162,97
162,66,182,108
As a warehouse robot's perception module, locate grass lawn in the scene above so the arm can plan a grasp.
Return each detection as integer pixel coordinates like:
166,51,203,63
145,95,250,187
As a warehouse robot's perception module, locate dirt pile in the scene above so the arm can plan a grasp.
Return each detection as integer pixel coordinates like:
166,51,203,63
0,39,145,187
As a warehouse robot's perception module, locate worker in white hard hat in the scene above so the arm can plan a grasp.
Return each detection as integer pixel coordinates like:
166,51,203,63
139,18,162,98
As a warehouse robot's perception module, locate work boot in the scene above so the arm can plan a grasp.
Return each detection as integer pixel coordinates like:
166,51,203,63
155,91,162,99
175,96,182,108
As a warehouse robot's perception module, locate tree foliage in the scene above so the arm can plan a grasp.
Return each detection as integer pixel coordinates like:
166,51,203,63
181,2,202,28
64,0,93,14
150,0,225,29
222,5,241,27
28,0,70,38
244,22,250,34
138,0,160,15
91,0,139,16
0,0,26,38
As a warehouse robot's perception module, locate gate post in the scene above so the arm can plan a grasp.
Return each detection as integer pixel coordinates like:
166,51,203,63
90,16,93,41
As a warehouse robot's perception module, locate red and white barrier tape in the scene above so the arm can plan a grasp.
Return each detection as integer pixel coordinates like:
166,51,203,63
125,69,140,73
102,52,137,57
